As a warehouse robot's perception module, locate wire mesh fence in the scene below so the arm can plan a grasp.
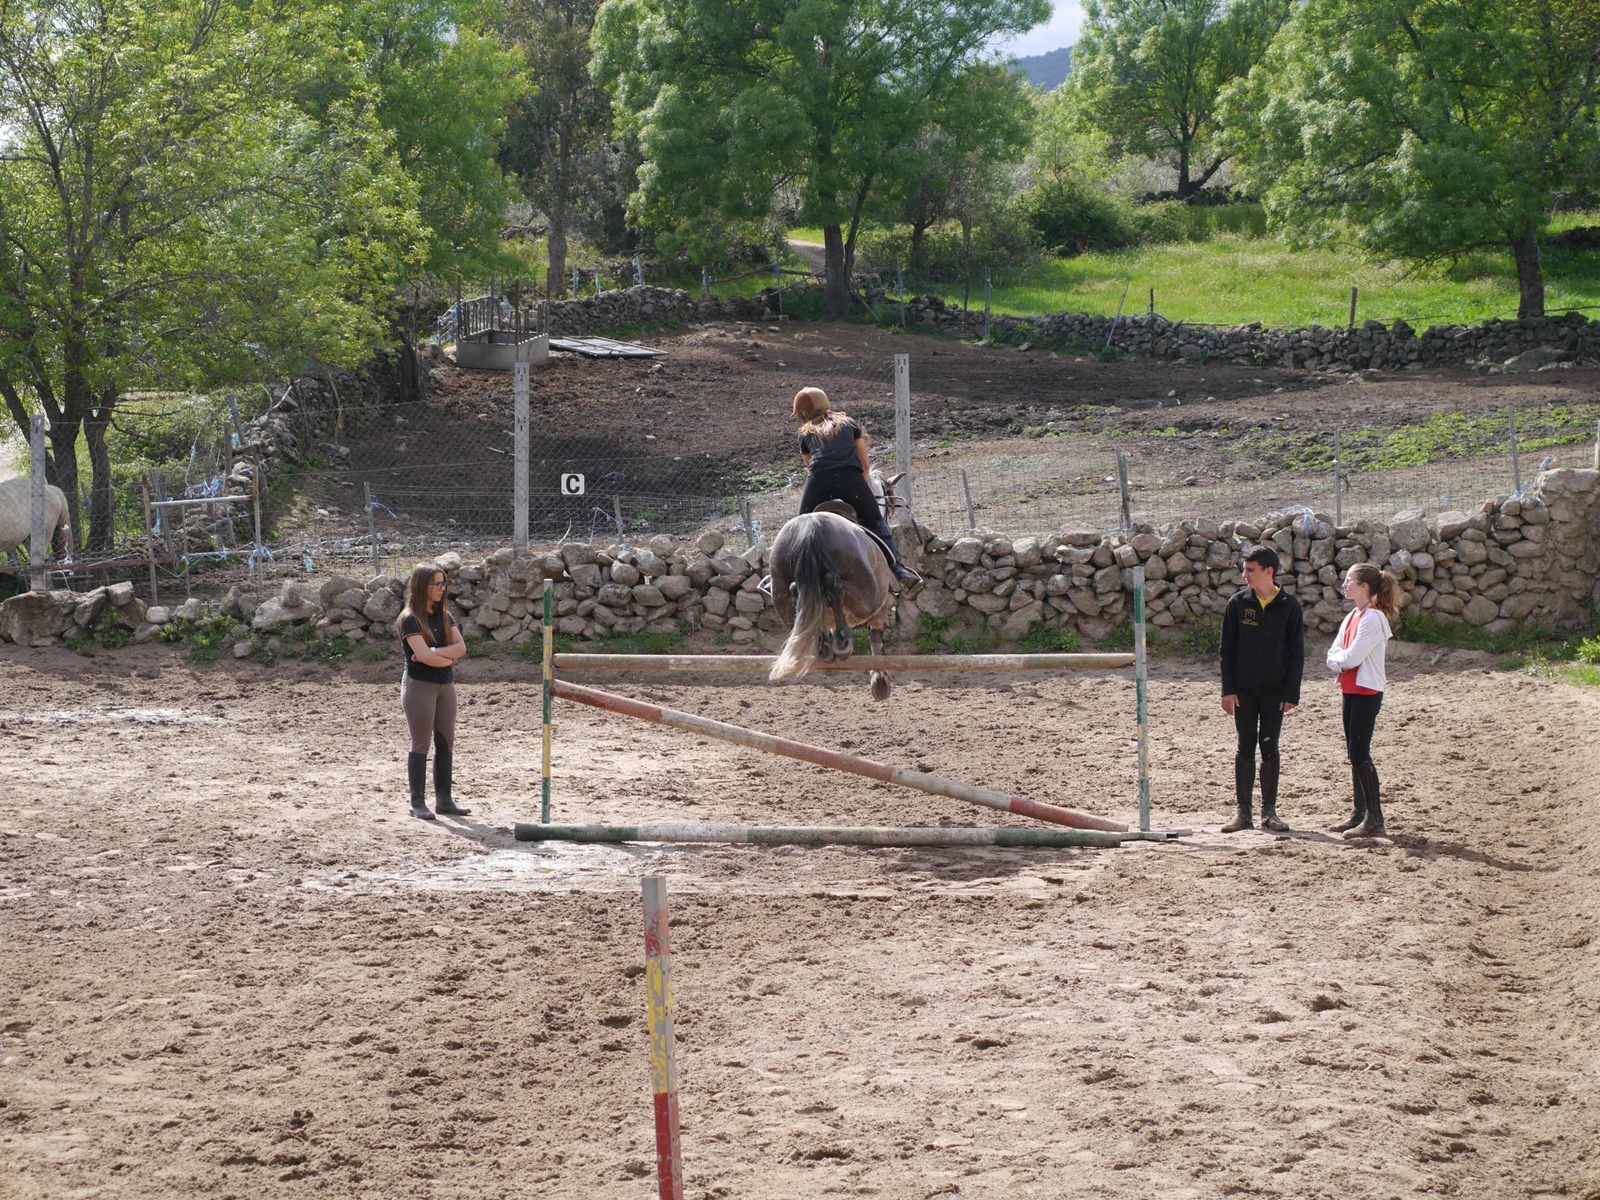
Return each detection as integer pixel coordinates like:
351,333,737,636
7,349,1598,605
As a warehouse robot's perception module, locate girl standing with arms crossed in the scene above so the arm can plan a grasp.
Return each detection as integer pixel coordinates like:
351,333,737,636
1325,562,1400,838
397,563,470,821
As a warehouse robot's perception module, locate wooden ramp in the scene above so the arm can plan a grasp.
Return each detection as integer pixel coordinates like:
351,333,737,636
549,335,663,359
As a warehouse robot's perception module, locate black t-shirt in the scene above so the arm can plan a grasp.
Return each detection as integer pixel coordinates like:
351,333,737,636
400,610,454,684
799,416,862,474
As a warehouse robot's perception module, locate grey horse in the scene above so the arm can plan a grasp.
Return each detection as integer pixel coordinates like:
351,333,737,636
0,476,72,575
767,508,896,701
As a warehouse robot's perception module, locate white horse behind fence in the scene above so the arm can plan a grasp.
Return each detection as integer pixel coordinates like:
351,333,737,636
0,476,72,569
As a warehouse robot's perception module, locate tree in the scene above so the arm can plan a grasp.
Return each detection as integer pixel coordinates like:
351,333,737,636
499,0,615,291
342,0,527,282
884,63,1034,275
1222,0,1600,318
592,0,1050,318
1068,0,1292,199
0,0,424,551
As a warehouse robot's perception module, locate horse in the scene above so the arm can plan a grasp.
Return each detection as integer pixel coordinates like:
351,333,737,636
0,476,72,579
768,508,897,702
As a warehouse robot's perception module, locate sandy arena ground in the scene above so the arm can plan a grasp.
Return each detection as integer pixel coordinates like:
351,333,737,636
3,641,1599,1199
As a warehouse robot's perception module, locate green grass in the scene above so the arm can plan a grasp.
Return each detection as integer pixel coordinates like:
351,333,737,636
904,210,1600,332
1396,608,1600,687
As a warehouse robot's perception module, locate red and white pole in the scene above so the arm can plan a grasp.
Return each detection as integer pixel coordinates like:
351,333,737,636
642,877,683,1200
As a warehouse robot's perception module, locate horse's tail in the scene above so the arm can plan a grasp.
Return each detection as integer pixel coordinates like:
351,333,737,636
769,519,835,683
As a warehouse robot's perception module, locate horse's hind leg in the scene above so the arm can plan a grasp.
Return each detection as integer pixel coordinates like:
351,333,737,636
830,592,852,657
868,627,891,702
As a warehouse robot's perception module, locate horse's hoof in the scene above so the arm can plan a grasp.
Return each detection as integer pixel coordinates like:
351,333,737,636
870,673,891,702
817,638,834,662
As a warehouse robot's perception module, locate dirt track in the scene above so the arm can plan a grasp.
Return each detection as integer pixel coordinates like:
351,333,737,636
4,642,1599,1198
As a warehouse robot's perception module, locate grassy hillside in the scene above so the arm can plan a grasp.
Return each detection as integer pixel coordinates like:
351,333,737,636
797,211,1600,331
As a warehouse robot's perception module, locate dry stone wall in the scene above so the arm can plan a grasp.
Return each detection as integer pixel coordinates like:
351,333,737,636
7,469,1596,653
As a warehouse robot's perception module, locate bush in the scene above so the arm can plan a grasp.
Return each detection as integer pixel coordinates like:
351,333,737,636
1022,175,1140,254
855,210,1042,282
1131,201,1269,245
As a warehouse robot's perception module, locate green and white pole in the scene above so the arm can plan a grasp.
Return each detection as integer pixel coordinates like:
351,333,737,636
541,579,554,824
515,822,1178,848
1133,564,1151,832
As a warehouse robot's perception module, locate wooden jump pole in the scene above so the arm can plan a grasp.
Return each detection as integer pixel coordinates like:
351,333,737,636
517,822,1181,847
555,652,1135,675
553,679,1128,832
541,579,554,824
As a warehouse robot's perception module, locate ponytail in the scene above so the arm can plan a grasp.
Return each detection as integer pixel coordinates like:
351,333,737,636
1349,562,1401,623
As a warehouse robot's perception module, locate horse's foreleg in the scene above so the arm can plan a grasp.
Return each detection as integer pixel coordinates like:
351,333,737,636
867,627,891,702
830,592,852,657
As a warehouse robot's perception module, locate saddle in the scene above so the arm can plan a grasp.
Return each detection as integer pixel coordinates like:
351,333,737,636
813,499,860,522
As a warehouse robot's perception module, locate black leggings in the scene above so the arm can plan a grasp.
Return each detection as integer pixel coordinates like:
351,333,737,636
800,466,900,569
1342,692,1382,766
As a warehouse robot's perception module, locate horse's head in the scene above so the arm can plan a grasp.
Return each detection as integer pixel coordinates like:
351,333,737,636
867,469,907,521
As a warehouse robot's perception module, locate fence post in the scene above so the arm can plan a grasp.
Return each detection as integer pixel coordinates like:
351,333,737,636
1332,431,1343,528
959,469,977,531
1115,450,1133,535
982,269,992,342
1593,420,1599,471
1348,286,1358,331
28,414,47,592
613,495,624,537
514,346,531,554
739,495,756,549
1133,563,1150,833
642,876,684,1200
141,481,159,605
1148,287,1155,317
894,354,912,509
1509,407,1522,495
364,481,378,566
250,453,263,563
701,267,709,302
897,264,905,328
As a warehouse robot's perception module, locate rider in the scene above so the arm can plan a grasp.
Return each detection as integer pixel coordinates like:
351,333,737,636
793,386,917,584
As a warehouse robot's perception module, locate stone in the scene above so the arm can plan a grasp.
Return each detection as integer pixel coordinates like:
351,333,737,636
696,530,725,555
106,581,135,607
362,589,401,623
632,584,666,608
703,589,731,616
1436,510,1472,539
560,542,598,568
1507,540,1543,559
1454,538,1489,566
0,590,76,644
570,563,603,589
1389,511,1430,552
146,605,171,625
252,597,307,632
611,560,643,585
1012,537,1043,568
1463,596,1499,625
658,575,692,601
948,537,984,565
968,592,1009,614
733,591,766,614
1068,589,1102,616
233,641,253,659
917,587,959,618
635,550,666,578
73,589,109,628
557,616,587,636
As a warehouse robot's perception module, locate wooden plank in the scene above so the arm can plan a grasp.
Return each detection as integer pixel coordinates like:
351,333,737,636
555,652,1135,674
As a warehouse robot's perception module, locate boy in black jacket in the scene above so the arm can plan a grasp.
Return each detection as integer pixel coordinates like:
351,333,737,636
1219,546,1304,833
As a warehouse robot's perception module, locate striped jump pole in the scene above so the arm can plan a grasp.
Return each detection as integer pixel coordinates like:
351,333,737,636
642,877,683,1200
517,822,1184,847
553,679,1128,832
556,652,1134,675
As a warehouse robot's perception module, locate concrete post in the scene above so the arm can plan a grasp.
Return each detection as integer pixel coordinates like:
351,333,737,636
894,354,912,509
28,415,46,592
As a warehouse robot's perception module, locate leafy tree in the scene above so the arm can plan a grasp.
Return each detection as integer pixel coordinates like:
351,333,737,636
1068,0,1291,199
592,0,1049,318
341,0,527,282
884,63,1034,276
499,0,615,290
0,0,424,551
1222,0,1600,318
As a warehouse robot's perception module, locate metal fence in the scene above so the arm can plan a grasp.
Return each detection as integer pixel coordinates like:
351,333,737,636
7,350,1599,604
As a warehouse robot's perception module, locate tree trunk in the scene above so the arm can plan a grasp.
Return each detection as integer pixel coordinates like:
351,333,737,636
47,421,84,556
909,219,933,276
547,209,569,296
83,416,114,555
822,223,850,319
1511,230,1545,319
1176,138,1194,200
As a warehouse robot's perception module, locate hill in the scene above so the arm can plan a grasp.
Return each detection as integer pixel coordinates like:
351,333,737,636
1009,45,1072,91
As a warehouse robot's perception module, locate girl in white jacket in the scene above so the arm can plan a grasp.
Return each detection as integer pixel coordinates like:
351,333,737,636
1325,562,1400,837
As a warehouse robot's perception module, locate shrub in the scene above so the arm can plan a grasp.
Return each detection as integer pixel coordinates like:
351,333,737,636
1022,175,1140,254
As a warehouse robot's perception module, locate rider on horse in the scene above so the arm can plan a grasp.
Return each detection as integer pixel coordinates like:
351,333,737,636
792,386,917,584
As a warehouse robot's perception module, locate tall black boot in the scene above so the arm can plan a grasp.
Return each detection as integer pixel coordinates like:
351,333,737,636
1345,763,1385,837
432,733,470,817
408,752,434,820
1222,754,1255,832
1259,756,1288,832
1331,764,1366,832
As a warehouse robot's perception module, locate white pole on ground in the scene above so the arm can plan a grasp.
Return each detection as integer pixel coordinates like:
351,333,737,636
28,415,46,592
894,354,912,509
514,346,530,554
960,469,977,531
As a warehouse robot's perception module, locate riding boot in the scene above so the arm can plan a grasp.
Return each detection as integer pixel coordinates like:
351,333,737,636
432,735,470,817
408,752,434,821
1345,763,1385,837
1330,764,1366,832
1222,755,1255,832
1259,757,1288,832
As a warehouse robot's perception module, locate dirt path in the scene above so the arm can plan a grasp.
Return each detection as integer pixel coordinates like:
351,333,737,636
3,643,1597,1197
